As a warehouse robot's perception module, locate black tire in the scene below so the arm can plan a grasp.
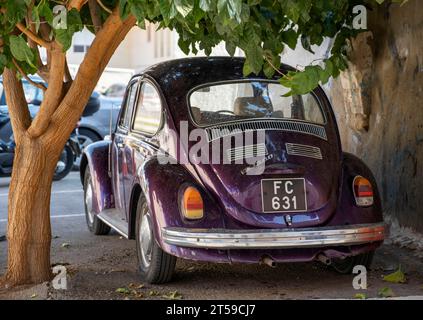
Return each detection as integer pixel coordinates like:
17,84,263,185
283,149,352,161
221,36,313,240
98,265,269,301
83,167,110,235
331,251,375,274
135,197,176,284
53,145,74,181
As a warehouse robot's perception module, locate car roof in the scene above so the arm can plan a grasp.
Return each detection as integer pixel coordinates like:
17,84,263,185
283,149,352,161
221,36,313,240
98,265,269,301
137,56,295,88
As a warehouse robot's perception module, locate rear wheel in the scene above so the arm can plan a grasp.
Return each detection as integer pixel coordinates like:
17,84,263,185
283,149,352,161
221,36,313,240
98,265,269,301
331,251,375,274
53,145,74,181
77,128,101,151
135,196,176,284
84,167,110,235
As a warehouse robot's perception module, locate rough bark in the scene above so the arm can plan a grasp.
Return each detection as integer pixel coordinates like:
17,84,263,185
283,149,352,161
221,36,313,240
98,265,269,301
0,8,136,287
4,138,56,285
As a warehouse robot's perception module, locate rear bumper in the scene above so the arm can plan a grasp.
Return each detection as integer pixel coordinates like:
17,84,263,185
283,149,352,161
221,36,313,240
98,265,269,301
161,223,386,249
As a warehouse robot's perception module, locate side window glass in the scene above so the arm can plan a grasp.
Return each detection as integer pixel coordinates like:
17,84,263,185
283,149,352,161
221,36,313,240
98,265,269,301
132,82,162,134
0,83,3,103
119,81,138,129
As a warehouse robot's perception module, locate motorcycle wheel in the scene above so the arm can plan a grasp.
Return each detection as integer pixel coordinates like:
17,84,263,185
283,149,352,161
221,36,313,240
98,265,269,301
53,145,74,181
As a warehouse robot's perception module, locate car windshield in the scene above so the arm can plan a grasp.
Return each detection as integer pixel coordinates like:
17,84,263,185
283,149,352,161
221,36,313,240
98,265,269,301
189,81,325,126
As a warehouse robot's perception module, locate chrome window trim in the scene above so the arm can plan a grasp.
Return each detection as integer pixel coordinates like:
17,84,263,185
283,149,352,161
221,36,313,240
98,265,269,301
186,79,327,128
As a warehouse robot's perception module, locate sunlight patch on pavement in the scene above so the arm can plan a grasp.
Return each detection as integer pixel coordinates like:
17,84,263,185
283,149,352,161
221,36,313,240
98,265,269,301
0,189,83,197
0,213,84,223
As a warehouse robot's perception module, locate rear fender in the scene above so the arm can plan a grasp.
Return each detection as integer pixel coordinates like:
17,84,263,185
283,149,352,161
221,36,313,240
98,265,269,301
136,157,224,253
329,152,383,225
79,141,114,213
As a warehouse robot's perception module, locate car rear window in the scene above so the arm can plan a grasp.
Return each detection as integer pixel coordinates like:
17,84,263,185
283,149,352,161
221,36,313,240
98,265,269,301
189,81,325,126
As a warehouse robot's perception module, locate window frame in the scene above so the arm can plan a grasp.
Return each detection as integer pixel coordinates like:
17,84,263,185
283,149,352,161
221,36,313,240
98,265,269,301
130,79,163,137
116,78,140,133
186,79,327,128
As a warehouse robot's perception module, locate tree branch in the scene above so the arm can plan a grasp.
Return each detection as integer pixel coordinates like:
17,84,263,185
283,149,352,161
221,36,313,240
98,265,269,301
88,0,102,33
67,0,89,11
45,7,136,146
64,58,73,83
12,59,47,91
2,68,32,145
28,43,66,138
96,0,112,14
16,22,51,49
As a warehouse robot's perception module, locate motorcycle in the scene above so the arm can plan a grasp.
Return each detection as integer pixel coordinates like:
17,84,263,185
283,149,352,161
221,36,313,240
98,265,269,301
0,90,101,181
0,110,81,181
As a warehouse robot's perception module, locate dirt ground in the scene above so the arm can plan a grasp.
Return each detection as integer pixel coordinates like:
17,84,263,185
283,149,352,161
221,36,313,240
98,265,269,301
1,234,423,300
1,173,422,300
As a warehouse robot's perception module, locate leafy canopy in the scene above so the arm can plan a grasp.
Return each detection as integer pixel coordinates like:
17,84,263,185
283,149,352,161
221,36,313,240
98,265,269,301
0,0,404,95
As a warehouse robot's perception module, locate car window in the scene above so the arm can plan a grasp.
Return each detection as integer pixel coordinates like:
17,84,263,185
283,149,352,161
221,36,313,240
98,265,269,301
132,82,162,135
0,82,3,103
118,81,138,129
189,81,325,126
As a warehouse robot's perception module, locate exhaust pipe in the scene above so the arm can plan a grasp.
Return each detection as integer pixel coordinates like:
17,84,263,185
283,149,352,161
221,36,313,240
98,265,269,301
261,256,276,268
317,253,332,266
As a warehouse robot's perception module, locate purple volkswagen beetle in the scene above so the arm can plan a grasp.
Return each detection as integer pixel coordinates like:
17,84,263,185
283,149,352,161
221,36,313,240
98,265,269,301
80,57,386,283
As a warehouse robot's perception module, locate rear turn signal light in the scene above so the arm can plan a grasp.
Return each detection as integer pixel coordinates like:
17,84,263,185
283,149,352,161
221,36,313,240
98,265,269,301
181,186,204,220
353,176,374,207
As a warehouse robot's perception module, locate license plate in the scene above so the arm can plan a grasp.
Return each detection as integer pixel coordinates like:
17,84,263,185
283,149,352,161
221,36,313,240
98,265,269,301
261,178,307,213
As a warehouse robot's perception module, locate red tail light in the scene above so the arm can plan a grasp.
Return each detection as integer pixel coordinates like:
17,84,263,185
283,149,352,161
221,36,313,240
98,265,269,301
353,176,374,206
181,186,204,220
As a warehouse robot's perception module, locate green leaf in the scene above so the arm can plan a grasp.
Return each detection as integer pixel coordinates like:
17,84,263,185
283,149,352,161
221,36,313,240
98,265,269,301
244,45,263,75
0,54,8,74
116,287,131,294
162,291,183,300
5,0,27,24
9,36,36,68
378,287,395,298
383,267,407,284
38,0,54,25
354,293,367,299
281,29,298,50
175,0,194,17
199,0,212,11
55,29,72,51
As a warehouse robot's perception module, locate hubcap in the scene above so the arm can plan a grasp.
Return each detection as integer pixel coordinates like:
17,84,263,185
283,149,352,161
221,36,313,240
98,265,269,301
55,149,68,174
78,135,94,151
85,182,94,224
139,211,153,267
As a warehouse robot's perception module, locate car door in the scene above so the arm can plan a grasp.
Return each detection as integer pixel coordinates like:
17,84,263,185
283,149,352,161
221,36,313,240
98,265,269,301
123,80,163,215
112,79,139,216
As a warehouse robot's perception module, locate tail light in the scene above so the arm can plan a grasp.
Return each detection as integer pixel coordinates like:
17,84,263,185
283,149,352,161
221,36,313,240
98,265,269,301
353,176,374,206
181,186,204,220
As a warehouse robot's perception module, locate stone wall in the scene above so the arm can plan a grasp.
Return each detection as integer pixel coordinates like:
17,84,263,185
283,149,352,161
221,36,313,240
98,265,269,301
329,1,423,232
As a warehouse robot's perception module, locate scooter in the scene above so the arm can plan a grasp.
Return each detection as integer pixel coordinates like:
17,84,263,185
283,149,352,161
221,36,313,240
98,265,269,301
0,110,81,181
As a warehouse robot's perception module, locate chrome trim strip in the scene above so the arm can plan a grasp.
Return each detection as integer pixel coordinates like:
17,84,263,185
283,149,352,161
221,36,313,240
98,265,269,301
162,223,386,249
286,143,323,160
206,119,327,142
97,213,129,238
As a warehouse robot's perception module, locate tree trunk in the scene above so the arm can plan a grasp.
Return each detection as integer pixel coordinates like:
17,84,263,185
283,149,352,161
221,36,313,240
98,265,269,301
2,136,59,286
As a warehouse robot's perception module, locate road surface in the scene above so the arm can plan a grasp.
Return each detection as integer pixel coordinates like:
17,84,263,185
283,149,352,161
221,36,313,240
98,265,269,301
1,172,423,300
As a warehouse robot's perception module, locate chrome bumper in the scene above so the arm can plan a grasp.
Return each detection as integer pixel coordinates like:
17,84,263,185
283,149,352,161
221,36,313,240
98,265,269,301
161,223,386,249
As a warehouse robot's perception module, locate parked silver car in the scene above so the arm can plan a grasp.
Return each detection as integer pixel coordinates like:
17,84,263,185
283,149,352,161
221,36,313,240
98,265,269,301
77,95,122,148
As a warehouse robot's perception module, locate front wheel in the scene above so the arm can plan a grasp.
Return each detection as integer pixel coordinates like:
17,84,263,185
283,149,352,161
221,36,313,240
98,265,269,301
53,145,74,181
331,251,375,274
135,197,176,284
